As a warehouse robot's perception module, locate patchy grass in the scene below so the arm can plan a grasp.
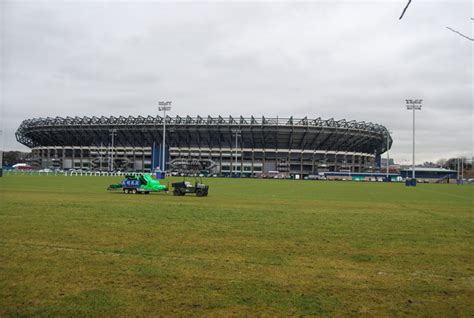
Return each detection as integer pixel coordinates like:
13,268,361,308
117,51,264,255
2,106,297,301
0,175,473,317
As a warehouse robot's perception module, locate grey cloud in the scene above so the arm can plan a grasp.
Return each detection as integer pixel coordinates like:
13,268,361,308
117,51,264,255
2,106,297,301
1,1,472,162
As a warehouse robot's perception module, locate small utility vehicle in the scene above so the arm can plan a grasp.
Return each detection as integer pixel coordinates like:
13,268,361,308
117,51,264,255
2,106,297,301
172,178,209,197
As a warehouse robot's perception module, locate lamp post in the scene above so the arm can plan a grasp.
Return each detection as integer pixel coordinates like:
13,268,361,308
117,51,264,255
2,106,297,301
231,129,241,177
457,158,460,181
109,129,117,171
406,99,422,179
386,130,392,179
158,101,172,174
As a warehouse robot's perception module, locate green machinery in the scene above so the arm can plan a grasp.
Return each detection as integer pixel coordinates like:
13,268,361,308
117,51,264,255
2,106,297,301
108,174,168,194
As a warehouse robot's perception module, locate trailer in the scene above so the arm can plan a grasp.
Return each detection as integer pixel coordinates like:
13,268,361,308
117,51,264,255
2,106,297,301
108,174,168,194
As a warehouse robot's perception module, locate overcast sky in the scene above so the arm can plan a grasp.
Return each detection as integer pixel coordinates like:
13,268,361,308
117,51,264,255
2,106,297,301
1,0,472,163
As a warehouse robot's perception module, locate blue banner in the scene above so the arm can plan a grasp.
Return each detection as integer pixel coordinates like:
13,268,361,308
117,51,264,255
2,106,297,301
151,142,169,171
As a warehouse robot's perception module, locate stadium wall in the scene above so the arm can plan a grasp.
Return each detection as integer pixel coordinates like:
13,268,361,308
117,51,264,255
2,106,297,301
17,115,391,176
30,145,377,176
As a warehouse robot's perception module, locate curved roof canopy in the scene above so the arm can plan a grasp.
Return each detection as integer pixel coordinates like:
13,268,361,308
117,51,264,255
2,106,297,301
16,115,392,154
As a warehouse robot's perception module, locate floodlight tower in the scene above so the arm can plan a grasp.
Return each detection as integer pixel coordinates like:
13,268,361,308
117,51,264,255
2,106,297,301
158,101,172,174
406,99,422,179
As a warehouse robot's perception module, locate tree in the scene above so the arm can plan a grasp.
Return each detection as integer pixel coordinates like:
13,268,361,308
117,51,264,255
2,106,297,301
2,151,33,166
436,158,447,167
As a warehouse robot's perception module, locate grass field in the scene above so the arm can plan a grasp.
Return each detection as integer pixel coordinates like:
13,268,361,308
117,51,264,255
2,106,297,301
0,175,473,317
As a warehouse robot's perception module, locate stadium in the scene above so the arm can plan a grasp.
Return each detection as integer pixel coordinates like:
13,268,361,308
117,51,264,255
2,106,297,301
15,115,392,177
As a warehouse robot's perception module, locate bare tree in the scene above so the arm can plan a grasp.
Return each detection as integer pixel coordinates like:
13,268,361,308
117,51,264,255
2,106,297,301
436,158,447,167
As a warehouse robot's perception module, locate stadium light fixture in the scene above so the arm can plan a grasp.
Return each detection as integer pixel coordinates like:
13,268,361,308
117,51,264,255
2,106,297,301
406,99,422,179
158,102,172,174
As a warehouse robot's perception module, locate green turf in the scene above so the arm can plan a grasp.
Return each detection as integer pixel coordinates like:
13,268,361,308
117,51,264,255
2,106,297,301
0,175,473,317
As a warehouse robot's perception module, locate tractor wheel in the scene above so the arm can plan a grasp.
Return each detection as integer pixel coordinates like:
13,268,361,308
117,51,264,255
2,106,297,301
196,189,204,197
132,189,137,194
173,189,181,196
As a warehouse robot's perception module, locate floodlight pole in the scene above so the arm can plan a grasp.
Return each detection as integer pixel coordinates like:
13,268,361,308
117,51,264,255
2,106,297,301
406,99,422,179
386,131,391,179
158,102,172,174
456,158,459,180
109,129,117,171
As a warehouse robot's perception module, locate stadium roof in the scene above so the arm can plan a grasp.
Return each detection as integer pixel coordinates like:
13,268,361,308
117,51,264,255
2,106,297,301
16,115,392,154
400,167,457,172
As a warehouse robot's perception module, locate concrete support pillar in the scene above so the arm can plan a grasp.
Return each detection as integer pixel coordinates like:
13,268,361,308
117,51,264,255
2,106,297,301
72,147,75,169
89,147,93,171
375,152,381,170
230,147,233,175
47,148,51,168
300,153,303,176
80,147,83,170
240,147,243,176
132,148,136,172
99,146,102,171
219,150,222,175
352,154,355,173
251,149,255,177
62,147,66,169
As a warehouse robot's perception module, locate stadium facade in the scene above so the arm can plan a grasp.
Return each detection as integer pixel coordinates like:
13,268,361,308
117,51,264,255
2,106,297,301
16,115,392,177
